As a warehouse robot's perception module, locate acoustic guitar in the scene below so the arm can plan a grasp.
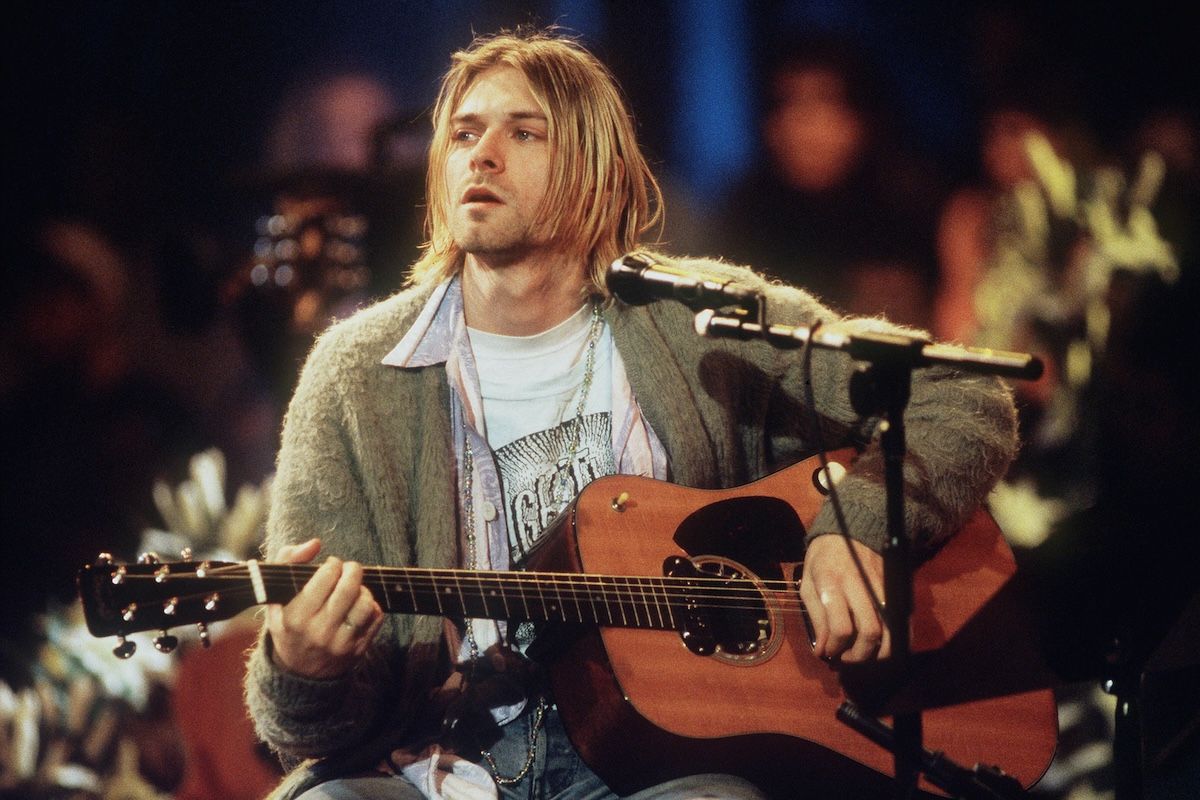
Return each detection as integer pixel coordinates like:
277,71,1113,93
78,450,1057,796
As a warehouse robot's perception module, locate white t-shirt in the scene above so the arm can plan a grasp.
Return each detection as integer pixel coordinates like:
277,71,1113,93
467,303,616,564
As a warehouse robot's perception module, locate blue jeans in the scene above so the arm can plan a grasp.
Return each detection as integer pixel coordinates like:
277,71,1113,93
296,706,767,800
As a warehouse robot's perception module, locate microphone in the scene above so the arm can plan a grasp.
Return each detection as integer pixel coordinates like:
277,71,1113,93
607,253,760,310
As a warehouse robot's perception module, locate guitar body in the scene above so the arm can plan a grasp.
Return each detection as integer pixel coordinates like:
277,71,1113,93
528,451,1057,797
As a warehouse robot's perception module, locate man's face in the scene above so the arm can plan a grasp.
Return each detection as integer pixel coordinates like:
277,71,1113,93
445,66,554,261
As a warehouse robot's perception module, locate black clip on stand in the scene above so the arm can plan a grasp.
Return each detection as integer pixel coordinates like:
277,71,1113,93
837,701,1027,799
695,304,1042,800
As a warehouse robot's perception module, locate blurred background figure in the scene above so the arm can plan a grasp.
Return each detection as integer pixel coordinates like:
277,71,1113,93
1,221,203,646
1,221,196,800
712,32,943,328
224,70,428,413
263,73,399,174
934,100,1071,345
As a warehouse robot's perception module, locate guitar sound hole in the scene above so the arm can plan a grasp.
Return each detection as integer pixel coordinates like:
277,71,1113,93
691,556,782,666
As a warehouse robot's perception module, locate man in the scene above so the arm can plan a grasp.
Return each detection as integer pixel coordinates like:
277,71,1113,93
246,30,1017,800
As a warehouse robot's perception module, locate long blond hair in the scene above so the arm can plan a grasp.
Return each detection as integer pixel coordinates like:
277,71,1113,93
407,29,663,294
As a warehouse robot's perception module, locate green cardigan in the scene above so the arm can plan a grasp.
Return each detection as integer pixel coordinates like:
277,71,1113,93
245,257,1018,793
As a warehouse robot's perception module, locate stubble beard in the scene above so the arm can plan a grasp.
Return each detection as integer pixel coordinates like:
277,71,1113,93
452,209,543,266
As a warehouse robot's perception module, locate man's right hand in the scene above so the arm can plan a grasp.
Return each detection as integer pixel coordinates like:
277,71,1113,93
266,538,385,679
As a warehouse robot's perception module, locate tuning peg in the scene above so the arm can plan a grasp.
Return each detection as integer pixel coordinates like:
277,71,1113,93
137,552,161,565
196,622,211,648
153,631,179,653
121,603,138,622
112,636,137,659
154,564,170,583
112,565,127,585
163,597,178,616
203,593,219,612
180,547,193,561
96,552,114,566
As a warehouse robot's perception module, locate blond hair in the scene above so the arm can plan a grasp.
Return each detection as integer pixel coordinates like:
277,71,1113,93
407,29,663,294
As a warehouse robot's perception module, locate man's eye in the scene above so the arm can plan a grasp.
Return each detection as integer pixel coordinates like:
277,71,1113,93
515,130,540,142
453,130,478,142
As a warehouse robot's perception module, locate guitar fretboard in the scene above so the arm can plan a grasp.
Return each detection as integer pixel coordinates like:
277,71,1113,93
255,563,776,631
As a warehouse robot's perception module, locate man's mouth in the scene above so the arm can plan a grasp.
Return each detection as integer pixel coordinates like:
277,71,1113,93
462,186,502,205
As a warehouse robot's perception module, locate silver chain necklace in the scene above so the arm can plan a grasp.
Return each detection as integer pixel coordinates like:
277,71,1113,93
459,301,601,785
548,302,603,516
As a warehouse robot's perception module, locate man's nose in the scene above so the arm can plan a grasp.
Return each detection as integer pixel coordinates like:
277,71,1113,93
470,131,503,173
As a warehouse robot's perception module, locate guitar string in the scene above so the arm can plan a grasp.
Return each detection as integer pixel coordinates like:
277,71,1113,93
213,562,812,593
109,590,812,636
117,566,814,602
110,580,812,613
137,562,811,589
116,566,813,603
108,571,815,616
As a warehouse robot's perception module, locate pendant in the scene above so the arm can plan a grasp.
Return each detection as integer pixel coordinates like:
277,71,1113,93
546,468,573,517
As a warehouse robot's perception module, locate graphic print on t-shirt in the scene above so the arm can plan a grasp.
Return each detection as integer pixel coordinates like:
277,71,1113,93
494,411,615,564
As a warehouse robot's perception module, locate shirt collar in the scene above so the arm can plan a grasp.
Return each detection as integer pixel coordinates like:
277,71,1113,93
380,278,459,368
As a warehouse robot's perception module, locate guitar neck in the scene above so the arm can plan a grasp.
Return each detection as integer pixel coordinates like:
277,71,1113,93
270,563,691,630
79,558,776,638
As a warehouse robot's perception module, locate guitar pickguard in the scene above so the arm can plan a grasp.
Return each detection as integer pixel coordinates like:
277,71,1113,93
671,494,805,582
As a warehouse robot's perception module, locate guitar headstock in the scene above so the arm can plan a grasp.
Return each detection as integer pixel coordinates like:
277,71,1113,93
77,551,251,658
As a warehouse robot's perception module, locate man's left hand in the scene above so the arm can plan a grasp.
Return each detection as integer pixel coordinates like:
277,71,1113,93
800,534,890,663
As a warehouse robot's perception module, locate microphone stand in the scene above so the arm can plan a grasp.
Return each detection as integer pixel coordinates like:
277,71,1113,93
850,336,921,798
697,304,1042,800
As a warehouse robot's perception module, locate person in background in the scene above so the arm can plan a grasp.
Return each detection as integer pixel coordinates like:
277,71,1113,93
713,33,943,329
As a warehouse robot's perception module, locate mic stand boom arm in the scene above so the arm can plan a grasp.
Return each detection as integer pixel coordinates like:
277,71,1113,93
694,308,1044,381
698,307,1042,799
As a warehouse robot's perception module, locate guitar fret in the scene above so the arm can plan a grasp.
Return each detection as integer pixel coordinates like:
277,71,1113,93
496,576,511,618
403,571,417,613
430,572,446,615
643,578,662,628
517,575,532,620
474,572,491,618
641,576,659,628
534,577,550,621
644,578,664,629
648,577,666,628
552,578,567,621
660,577,677,628
449,572,467,616
584,574,602,624
564,576,584,622
624,578,642,628
376,571,392,612
614,578,629,626
593,577,614,624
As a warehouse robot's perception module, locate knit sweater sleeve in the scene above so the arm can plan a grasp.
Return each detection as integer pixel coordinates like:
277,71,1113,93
658,256,1018,553
763,279,1019,552
244,325,404,759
